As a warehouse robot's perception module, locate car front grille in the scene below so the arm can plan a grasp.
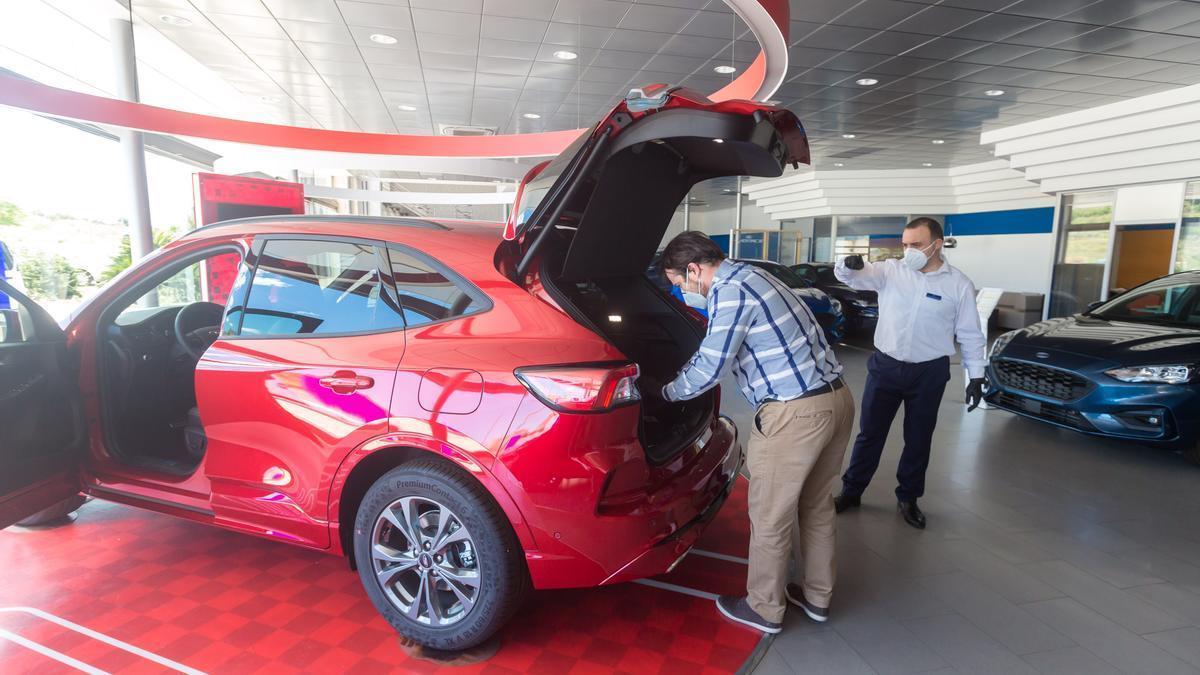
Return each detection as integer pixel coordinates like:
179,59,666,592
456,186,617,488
992,392,1095,431
993,359,1092,401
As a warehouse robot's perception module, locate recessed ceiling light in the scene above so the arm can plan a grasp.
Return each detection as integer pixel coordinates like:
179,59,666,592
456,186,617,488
985,89,1005,96
833,162,845,167
841,133,857,139
259,95,279,103
159,14,192,27
369,33,398,45
397,105,417,111
713,138,725,143
522,112,541,119
714,65,737,74
553,50,578,60
922,162,933,167
855,77,878,86
931,139,945,144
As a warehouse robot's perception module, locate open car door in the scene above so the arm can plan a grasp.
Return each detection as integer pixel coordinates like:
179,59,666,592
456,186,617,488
0,279,86,528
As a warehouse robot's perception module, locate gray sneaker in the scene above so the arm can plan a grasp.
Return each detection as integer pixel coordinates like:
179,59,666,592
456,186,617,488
785,584,830,623
715,595,782,634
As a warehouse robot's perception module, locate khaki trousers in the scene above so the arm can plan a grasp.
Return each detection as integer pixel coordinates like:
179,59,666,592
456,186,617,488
746,383,856,622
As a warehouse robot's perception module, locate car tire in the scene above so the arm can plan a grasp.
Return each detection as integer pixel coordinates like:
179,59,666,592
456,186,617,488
353,459,528,651
16,494,87,527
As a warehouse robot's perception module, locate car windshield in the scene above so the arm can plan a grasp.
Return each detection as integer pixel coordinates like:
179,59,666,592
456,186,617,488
747,261,807,289
1093,280,1200,326
817,268,839,285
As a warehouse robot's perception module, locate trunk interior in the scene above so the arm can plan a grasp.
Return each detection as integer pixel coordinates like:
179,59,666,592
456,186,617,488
539,249,713,464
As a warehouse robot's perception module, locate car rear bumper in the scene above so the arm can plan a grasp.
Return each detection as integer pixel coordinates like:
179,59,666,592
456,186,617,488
517,413,743,589
599,425,742,585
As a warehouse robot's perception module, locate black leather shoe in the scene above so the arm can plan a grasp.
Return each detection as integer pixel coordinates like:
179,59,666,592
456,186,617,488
833,493,861,514
898,500,926,529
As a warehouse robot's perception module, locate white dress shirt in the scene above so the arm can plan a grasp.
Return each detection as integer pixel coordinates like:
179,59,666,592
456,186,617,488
835,255,988,379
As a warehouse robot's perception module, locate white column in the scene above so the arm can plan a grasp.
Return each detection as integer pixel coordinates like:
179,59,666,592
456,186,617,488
367,177,382,216
110,17,153,261
683,190,690,231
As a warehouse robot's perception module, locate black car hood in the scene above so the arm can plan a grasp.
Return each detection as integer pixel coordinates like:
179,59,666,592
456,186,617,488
1006,315,1200,362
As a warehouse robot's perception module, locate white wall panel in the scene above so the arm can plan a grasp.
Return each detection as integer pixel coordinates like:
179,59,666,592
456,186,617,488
949,233,1054,294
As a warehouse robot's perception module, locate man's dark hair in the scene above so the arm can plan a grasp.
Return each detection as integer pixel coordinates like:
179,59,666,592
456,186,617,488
905,217,944,241
660,231,727,273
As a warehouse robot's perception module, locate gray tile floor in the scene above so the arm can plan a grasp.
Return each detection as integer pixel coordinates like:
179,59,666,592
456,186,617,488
717,339,1200,675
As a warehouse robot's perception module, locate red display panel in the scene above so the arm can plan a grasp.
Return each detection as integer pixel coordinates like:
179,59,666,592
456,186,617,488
192,173,304,304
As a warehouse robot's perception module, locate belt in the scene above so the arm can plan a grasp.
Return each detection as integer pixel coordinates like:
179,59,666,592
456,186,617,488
762,377,844,406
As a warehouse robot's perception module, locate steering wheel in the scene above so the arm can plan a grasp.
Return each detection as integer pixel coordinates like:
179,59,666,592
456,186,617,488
174,301,225,360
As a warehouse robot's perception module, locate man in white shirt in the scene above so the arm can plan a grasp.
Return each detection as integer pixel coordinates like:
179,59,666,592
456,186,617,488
833,217,987,529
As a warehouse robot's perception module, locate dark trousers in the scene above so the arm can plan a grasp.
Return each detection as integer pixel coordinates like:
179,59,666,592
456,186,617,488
842,352,950,502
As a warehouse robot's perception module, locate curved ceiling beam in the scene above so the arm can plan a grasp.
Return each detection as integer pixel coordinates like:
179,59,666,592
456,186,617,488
0,0,790,159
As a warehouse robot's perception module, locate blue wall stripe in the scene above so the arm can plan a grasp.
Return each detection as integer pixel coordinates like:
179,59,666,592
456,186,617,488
945,207,1054,236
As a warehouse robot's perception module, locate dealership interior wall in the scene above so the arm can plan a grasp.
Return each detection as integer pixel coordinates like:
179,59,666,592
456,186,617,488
5,1,1200,674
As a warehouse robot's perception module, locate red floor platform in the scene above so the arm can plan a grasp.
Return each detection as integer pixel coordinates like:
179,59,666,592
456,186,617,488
0,479,758,674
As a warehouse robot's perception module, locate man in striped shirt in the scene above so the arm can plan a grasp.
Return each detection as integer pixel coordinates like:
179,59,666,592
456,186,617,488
660,232,856,634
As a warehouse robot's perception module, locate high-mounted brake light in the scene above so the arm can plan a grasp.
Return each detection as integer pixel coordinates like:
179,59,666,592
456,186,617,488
515,363,641,413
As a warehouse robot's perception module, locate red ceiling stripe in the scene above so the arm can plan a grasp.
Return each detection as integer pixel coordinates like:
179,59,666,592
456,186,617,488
0,0,788,158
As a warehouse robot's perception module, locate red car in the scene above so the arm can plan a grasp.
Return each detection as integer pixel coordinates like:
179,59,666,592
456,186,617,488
0,87,808,650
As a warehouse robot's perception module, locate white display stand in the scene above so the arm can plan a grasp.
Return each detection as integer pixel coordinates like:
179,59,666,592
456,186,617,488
971,287,1005,410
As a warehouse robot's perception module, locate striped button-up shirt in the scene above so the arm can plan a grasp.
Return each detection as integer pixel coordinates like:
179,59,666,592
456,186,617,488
663,259,842,409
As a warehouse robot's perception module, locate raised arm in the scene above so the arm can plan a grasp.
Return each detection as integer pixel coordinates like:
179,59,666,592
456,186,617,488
834,255,889,292
663,283,752,401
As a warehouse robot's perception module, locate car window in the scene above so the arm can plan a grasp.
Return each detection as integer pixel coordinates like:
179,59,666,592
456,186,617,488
387,248,486,327
115,251,242,327
238,239,403,336
1097,282,1200,326
817,268,839,285
750,261,806,289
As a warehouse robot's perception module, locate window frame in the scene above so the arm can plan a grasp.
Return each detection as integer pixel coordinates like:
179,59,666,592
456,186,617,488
382,243,493,329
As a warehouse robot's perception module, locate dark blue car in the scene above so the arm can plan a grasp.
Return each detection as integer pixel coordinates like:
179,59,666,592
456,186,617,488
985,271,1200,465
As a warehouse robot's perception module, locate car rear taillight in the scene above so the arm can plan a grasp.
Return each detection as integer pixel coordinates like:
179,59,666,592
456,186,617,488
515,363,641,413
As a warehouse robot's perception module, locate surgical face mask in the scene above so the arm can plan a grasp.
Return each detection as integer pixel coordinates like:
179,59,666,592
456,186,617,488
681,267,708,309
902,242,937,271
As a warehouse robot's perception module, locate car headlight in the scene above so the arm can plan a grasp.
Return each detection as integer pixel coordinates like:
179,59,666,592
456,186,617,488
829,298,843,314
1104,365,1194,384
989,330,1018,358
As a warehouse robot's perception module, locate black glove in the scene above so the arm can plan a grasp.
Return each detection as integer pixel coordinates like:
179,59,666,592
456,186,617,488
966,378,986,412
844,254,864,270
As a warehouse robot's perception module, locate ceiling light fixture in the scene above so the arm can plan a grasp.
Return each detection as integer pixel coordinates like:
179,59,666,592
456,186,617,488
922,162,933,167
259,95,279,103
842,133,856,139
931,139,945,144
855,77,878,86
397,105,417,111
553,50,578,60
985,89,1005,96
369,33,398,45
713,138,725,143
833,162,845,167
522,112,541,119
159,14,192,27
714,65,736,74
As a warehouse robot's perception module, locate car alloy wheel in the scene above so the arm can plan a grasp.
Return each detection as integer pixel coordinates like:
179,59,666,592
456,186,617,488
371,496,481,627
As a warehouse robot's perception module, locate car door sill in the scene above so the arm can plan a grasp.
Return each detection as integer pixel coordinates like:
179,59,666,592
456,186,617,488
88,485,215,517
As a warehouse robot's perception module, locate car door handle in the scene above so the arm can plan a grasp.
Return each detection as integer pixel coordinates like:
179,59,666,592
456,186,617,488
319,371,374,394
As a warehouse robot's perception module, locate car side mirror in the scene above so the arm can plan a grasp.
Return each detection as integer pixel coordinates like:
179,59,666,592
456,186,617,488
0,308,23,343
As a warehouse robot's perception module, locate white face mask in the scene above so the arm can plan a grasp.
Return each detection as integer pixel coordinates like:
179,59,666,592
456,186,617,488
681,267,708,309
902,242,937,271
